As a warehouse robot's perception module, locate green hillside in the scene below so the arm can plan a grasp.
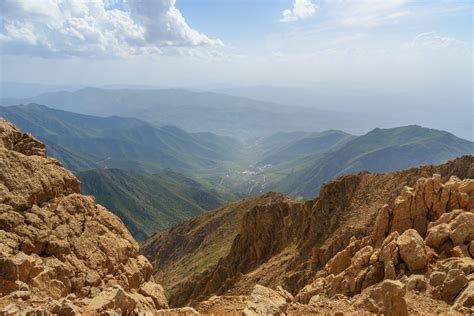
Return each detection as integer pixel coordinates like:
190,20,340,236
0,104,242,173
275,125,474,197
256,130,355,166
78,168,235,242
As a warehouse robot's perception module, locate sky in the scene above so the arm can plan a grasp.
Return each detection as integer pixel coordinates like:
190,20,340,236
0,0,471,87
0,0,473,139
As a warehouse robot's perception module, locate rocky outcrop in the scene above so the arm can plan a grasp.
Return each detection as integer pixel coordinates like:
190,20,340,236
162,155,474,308
397,229,428,272
0,119,168,314
141,157,473,314
353,280,408,316
242,284,293,315
197,295,247,315
292,174,474,314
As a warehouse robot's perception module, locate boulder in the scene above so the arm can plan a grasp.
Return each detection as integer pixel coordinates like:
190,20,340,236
86,285,137,314
139,281,169,309
440,269,468,303
51,298,81,316
354,280,408,316
454,281,474,309
197,295,247,315
242,284,289,315
405,274,428,293
397,229,428,272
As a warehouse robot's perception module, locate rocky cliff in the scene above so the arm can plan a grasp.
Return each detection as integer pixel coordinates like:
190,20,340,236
142,192,288,300
145,155,474,314
0,119,169,314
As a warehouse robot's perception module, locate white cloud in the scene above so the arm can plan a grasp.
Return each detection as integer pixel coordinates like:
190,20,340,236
0,0,222,58
329,0,411,28
405,32,469,52
280,0,317,23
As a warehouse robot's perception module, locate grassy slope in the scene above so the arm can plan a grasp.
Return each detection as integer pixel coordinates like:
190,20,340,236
0,104,241,173
276,125,474,197
141,192,288,297
78,168,235,242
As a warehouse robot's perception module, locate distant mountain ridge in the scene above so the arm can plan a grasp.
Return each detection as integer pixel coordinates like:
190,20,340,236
0,87,333,139
274,125,474,197
256,130,355,166
1,103,472,202
0,103,241,173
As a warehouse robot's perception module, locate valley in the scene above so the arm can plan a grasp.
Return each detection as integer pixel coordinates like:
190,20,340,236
1,100,473,243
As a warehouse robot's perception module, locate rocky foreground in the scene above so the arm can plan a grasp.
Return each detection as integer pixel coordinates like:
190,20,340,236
145,155,474,314
0,118,473,315
0,119,170,314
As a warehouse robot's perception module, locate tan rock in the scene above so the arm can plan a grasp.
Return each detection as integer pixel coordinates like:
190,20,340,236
429,271,446,288
242,284,289,315
440,269,468,303
397,229,428,272
0,119,168,314
86,285,137,313
390,176,473,236
155,307,200,315
454,281,474,309
51,298,81,316
371,204,390,246
295,278,325,304
139,281,169,309
354,280,408,316
405,275,427,293
197,295,247,315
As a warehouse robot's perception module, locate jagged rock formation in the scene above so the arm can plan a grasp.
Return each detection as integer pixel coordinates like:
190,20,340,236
146,155,474,314
0,119,169,314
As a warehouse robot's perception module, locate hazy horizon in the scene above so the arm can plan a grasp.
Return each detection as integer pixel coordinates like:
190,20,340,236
1,0,473,139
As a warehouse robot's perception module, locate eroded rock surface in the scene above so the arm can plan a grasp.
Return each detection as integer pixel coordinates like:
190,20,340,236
0,119,168,314
148,156,473,315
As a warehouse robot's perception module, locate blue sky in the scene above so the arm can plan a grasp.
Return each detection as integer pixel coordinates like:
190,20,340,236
0,0,472,88
0,0,472,139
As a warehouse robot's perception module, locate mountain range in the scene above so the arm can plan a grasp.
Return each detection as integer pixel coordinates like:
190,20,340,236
271,125,474,197
1,103,473,200
0,103,241,173
1,103,473,242
0,87,335,139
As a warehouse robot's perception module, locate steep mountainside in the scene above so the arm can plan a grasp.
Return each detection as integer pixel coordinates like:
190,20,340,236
142,193,288,298
0,119,169,314
275,125,474,197
0,87,331,139
0,104,241,173
255,130,354,166
142,155,474,313
78,168,235,242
